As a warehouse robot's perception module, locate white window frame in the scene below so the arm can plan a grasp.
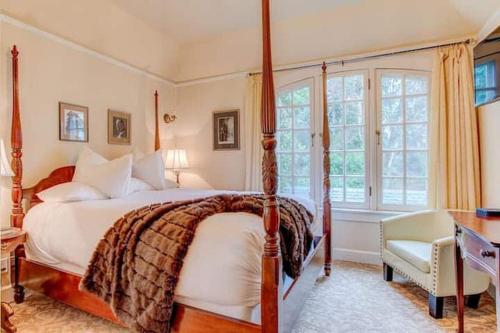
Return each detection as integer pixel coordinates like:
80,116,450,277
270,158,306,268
276,78,315,199
375,69,431,211
326,70,371,209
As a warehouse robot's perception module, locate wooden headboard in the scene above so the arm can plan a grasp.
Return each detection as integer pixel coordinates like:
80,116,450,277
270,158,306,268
23,166,75,210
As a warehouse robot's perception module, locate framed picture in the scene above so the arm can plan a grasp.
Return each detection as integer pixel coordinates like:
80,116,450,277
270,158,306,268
108,110,131,145
59,102,89,142
213,110,240,150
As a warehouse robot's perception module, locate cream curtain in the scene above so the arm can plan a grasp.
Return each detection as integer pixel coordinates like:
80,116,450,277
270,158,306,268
244,74,263,191
430,43,481,210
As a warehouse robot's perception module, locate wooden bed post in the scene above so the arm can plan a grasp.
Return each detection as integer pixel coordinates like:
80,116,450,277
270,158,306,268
321,62,332,276
260,0,282,332
10,45,24,229
154,90,160,151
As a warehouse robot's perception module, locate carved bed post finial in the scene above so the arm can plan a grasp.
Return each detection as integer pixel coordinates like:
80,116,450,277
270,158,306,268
11,45,24,228
154,90,160,151
260,0,282,332
322,62,332,276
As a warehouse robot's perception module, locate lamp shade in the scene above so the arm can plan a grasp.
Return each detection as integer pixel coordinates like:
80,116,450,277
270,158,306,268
165,149,189,170
0,139,14,177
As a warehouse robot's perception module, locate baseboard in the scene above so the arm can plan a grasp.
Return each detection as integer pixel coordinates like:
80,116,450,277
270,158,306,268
332,247,381,265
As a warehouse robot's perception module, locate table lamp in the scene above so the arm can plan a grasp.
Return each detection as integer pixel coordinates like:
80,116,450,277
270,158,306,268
165,149,189,187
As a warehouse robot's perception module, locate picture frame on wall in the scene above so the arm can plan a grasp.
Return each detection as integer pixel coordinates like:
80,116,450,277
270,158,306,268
213,110,240,150
108,109,131,145
59,102,89,142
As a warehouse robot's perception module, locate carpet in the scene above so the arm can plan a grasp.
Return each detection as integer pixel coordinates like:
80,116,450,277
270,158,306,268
6,261,496,332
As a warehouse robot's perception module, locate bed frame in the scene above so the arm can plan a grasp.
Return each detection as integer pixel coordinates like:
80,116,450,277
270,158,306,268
8,1,332,332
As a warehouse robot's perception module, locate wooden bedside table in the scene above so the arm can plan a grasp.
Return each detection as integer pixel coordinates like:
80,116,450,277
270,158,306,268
1,230,26,333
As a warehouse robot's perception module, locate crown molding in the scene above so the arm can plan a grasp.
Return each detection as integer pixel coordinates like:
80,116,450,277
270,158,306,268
0,13,176,87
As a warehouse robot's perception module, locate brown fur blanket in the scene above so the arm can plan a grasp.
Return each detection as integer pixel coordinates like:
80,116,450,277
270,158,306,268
80,194,313,333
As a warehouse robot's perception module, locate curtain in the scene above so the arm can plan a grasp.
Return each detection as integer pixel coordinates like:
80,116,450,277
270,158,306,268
430,43,481,210
244,74,263,191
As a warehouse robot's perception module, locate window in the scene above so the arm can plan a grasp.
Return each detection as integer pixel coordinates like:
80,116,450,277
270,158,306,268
276,80,313,198
377,72,429,210
327,72,369,208
475,61,497,105
275,69,430,212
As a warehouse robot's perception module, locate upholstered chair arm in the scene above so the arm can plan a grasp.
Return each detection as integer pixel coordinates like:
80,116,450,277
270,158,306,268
381,210,439,244
430,236,455,296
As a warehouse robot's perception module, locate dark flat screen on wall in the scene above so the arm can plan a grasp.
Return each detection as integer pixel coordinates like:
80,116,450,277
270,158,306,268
474,27,500,106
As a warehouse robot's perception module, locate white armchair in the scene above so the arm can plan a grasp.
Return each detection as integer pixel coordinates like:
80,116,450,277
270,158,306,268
380,210,490,318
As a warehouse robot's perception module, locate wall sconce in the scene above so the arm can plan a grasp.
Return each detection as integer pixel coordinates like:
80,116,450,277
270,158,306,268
163,114,177,124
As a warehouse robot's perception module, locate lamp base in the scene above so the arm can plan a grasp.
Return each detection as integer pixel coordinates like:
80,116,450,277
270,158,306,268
174,170,180,188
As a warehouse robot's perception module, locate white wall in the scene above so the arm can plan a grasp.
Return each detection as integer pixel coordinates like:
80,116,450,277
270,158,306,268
0,20,176,226
167,77,247,190
479,100,500,207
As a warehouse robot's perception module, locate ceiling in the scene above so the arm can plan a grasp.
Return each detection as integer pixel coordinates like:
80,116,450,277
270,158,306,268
111,0,359,43
114,0,499,44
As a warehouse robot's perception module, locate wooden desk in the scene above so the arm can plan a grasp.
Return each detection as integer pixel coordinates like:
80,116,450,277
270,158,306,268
451,211,500,333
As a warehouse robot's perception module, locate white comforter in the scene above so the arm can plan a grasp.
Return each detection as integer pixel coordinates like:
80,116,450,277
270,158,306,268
23,188,316,316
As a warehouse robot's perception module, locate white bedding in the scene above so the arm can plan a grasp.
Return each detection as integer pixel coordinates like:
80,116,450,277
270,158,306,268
23,188,316,321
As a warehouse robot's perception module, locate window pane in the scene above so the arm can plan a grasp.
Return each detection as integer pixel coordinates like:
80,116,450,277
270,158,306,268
345,152,365,176
405,76,428,95
293,86,310,105
294,130,310,152
278,153,292,176
277,108,292,130
293,177,310,196
345,127,364,150
382,178,403,205
407,178,427,206
330,152,344,176
344,75,364,100
294,106,310,129
381,98,402,124
277,92,291,107
328,77,343,102
279,176,292,193
406,124,428,150
407,152,428,177
346,177,365,202
381,75,402,97
383,152,403,177
382,125,403,149
329,103,343,126
330,176,343,202
345,101,363,125
330,127,344,150
406,96,428,122
294,153,310,176
277,131,292,152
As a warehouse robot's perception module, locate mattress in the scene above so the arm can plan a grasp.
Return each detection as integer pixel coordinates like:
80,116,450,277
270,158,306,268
23,188,316,322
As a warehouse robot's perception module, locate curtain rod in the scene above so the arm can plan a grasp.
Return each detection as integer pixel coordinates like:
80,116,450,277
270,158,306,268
248,38,471,76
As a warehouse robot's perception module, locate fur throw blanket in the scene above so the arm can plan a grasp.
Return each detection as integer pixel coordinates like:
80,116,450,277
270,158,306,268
80,194,313,333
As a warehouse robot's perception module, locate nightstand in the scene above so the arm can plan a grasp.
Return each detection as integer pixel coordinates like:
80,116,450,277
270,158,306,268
1,231,26,333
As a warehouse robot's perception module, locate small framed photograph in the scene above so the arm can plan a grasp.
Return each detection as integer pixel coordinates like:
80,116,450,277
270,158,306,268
108,110,131,145
59,102,89,142
213,110,240,150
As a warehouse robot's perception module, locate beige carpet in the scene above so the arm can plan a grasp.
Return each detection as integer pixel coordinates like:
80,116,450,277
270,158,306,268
5,261,496,333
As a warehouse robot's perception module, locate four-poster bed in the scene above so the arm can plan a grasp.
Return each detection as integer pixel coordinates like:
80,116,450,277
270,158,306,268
8,0,332,332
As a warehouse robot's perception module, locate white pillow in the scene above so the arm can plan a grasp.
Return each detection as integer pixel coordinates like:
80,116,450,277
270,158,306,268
73,147,108,181
74,153,133,199
128,177,154,194
37,182,107,202
132,151,171,190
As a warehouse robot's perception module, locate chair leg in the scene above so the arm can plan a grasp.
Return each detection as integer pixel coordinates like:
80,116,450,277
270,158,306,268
428,294,444,319
466,293,481,309
383,263,393,282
